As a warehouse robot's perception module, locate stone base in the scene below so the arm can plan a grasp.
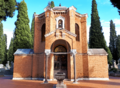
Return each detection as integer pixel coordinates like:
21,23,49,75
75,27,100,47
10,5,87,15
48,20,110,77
53,84,67,88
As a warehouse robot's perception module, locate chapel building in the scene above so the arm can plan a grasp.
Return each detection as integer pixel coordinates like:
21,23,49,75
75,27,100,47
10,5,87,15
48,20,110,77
13,5,109,81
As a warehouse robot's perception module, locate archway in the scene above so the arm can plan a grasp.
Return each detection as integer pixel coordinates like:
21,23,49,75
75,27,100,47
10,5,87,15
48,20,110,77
51,40,71,78
54,45,67,78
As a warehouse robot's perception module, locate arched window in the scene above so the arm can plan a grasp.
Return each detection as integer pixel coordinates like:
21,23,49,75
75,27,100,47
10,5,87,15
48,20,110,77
75,23,80,41
54,45,67,52
56,16,65,29
41,24,45,42
58,20,63,29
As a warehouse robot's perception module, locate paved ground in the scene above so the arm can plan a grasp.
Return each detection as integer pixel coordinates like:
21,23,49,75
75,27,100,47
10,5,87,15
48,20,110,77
0,76,120,88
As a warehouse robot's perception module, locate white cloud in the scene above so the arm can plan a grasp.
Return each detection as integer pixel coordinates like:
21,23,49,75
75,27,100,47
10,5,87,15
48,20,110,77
102,27,110,46
101,19,120,27
101,19,120,46
3,29,13,49
116,27,120,35
113,19,120,26
100,20,110,27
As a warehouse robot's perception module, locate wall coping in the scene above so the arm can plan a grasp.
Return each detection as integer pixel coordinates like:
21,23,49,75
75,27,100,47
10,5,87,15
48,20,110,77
13,77,109,81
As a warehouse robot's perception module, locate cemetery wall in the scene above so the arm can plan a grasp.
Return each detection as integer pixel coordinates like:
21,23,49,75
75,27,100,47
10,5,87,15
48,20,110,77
88,55,108,78
13,55,32,78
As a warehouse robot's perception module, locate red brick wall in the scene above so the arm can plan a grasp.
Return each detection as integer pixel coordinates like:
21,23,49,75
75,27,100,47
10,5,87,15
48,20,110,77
34,16,45,53
32,54,45,78
13,9,108,80
88,55,108,78
13,55,32,78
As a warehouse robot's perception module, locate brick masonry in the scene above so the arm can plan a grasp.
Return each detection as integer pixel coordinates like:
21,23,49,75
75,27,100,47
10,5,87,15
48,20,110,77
13,6,109,80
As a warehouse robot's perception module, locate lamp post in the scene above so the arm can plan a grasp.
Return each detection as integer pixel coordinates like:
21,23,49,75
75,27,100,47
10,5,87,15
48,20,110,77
71,49,77,83
44,49,51,83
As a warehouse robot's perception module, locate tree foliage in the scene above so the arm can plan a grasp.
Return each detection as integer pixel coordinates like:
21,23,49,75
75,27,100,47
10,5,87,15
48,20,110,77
109,20,118,63
116,35,120,61
103,39,112,64
89,0,103,48
89,0,112,64
51,1,55,8
0,22,4,64
0,23,7,65
31,13,35,49
0,0,16,22
110,0,120,15
8,38,14,62
2,34,7,65
13,0,32,53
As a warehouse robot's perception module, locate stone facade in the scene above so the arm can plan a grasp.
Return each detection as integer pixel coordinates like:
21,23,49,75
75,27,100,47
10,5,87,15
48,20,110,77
13,5,109,81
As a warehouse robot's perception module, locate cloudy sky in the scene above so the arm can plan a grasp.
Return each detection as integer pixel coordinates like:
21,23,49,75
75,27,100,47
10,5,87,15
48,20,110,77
2,0,120,49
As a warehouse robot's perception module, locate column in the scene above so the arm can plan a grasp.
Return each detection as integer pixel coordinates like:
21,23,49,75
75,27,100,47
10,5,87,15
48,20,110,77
44,49,51,83
71,49,77,83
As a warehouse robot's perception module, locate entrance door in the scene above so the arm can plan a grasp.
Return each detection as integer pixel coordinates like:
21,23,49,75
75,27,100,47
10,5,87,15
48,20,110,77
54,46,67,78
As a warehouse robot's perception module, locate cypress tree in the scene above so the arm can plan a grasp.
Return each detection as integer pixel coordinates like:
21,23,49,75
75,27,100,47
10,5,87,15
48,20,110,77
51,1,55,8
13,0,32,53
89,0,112,64
89,0,104,48
31,13,35,49
0,0,16,22
0,22,3,64
116,35,120,61
8,38,14,62
103,38,112,64
109,20,117,63
2,34,7,65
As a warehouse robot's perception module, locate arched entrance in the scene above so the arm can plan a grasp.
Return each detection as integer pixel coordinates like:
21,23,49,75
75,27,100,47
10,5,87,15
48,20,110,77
54,45,67,78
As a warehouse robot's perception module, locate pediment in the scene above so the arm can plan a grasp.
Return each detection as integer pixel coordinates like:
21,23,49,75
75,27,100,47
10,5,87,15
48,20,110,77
69,6,77,11
44,6,53,11
55,16,65,21
44,29,77,38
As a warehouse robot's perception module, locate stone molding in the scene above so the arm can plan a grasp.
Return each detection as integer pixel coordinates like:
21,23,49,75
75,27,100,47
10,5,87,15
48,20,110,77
71,49,77,55
64,29,77,37
44,31,55,37
13,77,109,81
55,16,65,29
62,33,65,38
45,49,51,55
44,6,53,12
69,6,77,11
13,78,32,80
75,12,88,18
44,29,77,38
71,78,109,81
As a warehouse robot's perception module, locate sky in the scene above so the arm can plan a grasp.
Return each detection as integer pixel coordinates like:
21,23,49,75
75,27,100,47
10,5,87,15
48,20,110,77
2,0,120,49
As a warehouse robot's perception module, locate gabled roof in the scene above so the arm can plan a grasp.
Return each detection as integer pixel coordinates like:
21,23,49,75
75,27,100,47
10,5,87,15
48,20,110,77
14,49,34,55
88,49,108,55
